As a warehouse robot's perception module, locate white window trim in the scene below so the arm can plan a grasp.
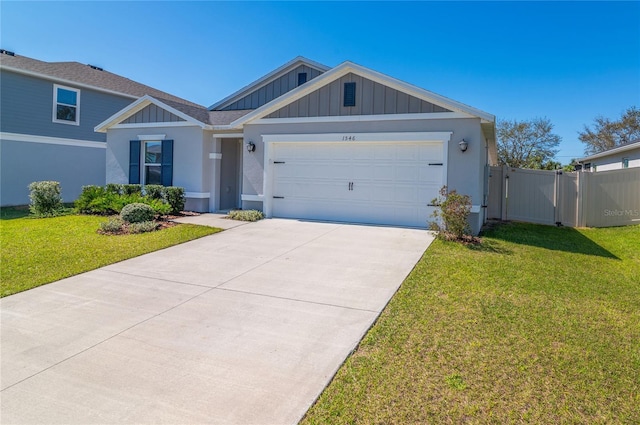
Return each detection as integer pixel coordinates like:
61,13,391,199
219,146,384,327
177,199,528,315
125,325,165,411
142,140,162,185
52,84,80,126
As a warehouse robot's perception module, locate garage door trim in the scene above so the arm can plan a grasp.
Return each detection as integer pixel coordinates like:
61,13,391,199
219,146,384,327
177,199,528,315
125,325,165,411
262,131,452,221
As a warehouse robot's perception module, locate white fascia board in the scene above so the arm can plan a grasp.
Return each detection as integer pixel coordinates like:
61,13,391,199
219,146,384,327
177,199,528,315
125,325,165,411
253,111,473,125
94,95,206,133
1,65,138,100
226,61,494,129
212,132,244,139
208,56,330,111
577,141,640,162
0,132,106,149
111,122,200,130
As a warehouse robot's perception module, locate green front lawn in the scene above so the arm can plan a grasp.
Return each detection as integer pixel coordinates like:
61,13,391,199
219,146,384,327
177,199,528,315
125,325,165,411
302,223,640,424
1,208,220,297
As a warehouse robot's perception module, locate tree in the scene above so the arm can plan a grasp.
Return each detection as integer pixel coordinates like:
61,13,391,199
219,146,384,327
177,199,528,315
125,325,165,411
497,117,561,169
578,106,640,155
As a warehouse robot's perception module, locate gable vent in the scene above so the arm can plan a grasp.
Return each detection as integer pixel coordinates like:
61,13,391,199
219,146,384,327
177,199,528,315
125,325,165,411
87,64,104,71
343,82,356,107
297,72,308,86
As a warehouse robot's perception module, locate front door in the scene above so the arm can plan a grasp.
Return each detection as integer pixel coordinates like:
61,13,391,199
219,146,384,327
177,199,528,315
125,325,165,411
219,139,240,211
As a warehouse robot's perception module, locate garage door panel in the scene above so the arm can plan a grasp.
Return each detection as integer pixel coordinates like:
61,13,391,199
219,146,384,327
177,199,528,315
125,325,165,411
271,141,444,228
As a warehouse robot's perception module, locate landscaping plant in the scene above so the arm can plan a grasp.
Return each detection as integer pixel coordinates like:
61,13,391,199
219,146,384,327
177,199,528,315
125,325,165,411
227,209,264,222
120,202,155,223
429,185,473,241
28,180,64,217
164,186,185,214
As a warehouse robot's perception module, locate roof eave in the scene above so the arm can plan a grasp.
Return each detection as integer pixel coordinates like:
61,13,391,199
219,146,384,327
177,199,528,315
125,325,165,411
95,95,208,133
208,56,330,111
577,141,640,162
225,61,496,129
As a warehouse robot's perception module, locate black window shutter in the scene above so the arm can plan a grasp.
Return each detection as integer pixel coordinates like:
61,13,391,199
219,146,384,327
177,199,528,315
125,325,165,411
344,82,356,107
297,72,308,86
161,139,174,186
129,140,141,184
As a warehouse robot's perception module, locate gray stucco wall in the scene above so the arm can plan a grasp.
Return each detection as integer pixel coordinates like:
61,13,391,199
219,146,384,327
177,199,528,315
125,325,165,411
106,125,207,194
241,118,486,233
266,73,451,118
0,138,105,206
220,65,324,111
0,70,134,142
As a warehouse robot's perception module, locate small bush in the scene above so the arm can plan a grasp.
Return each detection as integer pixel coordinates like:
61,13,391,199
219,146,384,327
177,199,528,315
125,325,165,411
228,209,264,222
99,217,125,233
28,181,64,217
164,186,185,214
144,185,164,200
429,186,472,241
122,184,142,195
105,183,123,195
147,199,172,216
120,203,154,223
75,185,107,213
128,220,158,234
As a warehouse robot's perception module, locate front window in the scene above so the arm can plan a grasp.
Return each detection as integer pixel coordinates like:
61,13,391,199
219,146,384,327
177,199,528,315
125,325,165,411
622,158,629,168
144,141,162,185
53,84,80,125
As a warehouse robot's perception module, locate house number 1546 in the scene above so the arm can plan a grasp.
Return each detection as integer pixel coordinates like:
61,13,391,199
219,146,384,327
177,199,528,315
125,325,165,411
342,136,356,141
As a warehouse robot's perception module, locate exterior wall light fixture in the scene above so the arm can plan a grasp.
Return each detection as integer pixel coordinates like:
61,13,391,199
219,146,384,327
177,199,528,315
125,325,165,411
458,139,468,152
246,141,256,152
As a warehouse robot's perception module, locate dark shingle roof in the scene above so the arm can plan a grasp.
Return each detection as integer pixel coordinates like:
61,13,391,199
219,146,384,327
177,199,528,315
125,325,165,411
0,53,202,107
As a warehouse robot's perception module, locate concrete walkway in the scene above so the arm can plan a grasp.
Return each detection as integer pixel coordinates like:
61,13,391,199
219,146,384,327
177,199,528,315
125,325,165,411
1,218,434,424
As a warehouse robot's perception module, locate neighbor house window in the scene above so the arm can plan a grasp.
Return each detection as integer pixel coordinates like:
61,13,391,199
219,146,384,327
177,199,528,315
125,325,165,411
622,158,629,168
343,82,356,107
144,141,162,185
584,163,591,172
53,84,80,125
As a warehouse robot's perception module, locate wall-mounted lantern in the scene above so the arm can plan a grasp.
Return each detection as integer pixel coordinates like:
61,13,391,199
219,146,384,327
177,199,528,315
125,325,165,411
246,141,256,152
458,139,468,152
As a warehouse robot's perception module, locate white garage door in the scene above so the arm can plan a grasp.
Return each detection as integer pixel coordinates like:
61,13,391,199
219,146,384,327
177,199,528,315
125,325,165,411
270,141,445,228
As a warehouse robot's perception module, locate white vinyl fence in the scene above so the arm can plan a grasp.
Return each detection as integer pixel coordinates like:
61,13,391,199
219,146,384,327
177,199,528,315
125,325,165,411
488,166,640,228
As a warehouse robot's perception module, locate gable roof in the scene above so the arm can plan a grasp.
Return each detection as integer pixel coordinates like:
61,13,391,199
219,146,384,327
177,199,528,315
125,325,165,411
217,60,495,130
95,95,252,132
0,52,203,109
208,56,330,111
578,139,640,162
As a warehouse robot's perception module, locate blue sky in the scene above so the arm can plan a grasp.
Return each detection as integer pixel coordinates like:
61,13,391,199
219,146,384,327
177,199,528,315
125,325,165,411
2,1,638,162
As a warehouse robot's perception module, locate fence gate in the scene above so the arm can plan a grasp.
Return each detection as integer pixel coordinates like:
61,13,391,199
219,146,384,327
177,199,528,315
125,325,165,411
488,166,639,228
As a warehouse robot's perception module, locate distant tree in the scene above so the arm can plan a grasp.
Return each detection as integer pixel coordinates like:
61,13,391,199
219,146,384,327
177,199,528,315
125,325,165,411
578,106,640,155
497,117,561,169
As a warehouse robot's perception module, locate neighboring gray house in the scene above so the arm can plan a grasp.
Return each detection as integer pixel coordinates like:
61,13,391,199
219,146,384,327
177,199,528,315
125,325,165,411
577,140,640,172
98,57,496,233
0,50,204,206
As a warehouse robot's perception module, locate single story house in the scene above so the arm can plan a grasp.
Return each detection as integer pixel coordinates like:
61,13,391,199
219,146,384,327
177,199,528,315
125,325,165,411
577,140,640,172
97,57,496,234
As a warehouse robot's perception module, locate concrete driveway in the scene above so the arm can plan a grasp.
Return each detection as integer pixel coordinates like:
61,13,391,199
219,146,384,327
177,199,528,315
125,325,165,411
1,218,434,424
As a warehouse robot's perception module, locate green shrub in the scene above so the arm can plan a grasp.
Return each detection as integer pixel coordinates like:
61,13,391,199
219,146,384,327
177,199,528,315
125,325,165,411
164,186,185,214
147,199,172,216
28,181,64,217
128,220,158,234
120,203,154,223
144,185,164,200
99,217,125,233
122,184,142,195
75,185,105,213
227,209,264,222
429,186,472,241
105,183,123,195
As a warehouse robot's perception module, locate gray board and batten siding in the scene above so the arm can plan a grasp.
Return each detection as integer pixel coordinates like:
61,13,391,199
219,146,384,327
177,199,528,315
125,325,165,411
122,104,186,124
265,73,452,119
218,65,324,111
0,69,133,142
